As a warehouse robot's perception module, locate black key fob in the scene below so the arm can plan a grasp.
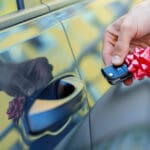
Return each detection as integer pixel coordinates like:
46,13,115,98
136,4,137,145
101,64,132,85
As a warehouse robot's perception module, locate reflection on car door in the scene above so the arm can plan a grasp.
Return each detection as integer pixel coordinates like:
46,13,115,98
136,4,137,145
0,10,90,150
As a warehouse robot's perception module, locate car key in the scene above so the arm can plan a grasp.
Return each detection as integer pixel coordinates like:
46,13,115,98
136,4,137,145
101,64,132,85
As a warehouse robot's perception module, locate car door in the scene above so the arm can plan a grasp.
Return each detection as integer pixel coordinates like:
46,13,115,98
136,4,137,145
0,2,90,150
54,0,141,149
0,0,141,149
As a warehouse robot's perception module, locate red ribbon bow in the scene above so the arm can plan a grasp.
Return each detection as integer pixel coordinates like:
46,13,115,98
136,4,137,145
7,97,25,124
125,47,150,80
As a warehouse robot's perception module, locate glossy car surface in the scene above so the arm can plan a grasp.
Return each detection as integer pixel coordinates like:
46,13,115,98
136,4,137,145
0,0,140,149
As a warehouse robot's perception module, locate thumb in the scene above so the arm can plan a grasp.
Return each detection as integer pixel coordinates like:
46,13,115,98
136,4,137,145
112,21,135,66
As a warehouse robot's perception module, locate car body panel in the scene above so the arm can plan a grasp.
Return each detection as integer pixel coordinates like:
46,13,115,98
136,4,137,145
0,0,142,149
0,11,89,149
55,0,134,105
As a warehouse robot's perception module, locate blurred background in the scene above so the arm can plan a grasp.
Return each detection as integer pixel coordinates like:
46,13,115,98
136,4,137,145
0,0,142,149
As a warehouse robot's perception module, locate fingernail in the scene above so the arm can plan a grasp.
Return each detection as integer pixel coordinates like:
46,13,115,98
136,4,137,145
112,55,122,65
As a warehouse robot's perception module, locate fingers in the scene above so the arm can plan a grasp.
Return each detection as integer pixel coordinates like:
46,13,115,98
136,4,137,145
102,29,115,65
33,58,53,89
123,77,133,86
15,72,35,96
102,16,126,66
4,72,35,97
112,18,136,66
0,57,52,97
102,14,137,66
102,15,137,86
17,57,53,95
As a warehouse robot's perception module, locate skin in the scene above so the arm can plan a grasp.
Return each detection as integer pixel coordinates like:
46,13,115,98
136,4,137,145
102,0,150,85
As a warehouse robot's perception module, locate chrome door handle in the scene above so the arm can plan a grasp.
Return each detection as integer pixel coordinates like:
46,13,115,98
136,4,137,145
23,74,85,134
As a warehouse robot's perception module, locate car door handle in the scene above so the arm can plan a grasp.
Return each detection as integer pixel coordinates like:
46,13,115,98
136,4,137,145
23,74,85,134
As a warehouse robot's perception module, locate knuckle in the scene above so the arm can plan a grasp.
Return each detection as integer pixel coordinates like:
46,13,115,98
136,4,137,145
115,41,122,51
115,41,123,49
115,41,128,54
121,21,132,31
116,40,129,49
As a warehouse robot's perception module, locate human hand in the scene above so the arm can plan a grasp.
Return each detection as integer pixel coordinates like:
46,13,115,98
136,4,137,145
102,0,150,85
0,57,53,97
